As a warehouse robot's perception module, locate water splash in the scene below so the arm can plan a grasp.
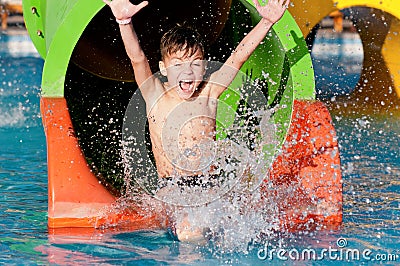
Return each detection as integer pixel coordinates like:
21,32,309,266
103,60,295,253
117,105,283,252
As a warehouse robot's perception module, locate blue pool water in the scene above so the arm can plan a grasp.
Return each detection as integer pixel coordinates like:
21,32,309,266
0,32,399,264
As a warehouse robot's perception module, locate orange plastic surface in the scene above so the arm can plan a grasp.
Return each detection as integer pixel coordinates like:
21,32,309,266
265,99,343,231
41,97,162,229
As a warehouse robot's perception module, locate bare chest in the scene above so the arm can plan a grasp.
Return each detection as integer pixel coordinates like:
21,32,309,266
148,96,218,137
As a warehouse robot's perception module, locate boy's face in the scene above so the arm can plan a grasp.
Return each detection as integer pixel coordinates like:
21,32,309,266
159,49,206,100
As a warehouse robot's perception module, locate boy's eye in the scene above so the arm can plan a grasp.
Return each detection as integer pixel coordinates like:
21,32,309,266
192,61,202,67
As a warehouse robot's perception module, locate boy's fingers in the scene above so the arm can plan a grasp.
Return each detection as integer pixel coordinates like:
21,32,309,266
137,1,149,10
102,0,111,6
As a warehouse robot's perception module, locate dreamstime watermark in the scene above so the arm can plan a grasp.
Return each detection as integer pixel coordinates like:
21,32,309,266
257,237,398,262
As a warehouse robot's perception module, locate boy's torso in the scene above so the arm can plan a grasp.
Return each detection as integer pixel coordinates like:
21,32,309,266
146,81,219,177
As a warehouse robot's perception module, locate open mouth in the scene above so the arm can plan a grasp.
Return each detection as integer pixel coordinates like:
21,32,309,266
179,80,194,92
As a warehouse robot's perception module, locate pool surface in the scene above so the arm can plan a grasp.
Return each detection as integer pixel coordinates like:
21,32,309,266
0,31,399,264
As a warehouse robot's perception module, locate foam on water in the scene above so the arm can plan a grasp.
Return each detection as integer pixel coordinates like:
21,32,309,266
0,35,40,58
0,103,28,128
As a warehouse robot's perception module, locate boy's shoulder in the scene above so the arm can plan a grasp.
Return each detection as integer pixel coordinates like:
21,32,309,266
139,74,168,104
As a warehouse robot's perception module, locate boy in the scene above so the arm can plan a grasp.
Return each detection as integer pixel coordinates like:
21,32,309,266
103,0,289,240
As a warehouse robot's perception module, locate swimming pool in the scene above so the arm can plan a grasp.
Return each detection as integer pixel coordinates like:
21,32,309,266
0,32,399,264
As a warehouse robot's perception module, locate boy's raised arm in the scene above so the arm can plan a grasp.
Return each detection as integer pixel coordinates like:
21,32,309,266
210,0,289,98
103,0,153,90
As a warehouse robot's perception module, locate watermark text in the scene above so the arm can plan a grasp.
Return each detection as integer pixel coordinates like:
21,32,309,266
257,238,398,262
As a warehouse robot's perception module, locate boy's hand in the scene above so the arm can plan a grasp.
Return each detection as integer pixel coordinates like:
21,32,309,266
103,0,148,20
252,0,289,24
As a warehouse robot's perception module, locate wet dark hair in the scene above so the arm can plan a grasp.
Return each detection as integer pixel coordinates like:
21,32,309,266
160,24,205,60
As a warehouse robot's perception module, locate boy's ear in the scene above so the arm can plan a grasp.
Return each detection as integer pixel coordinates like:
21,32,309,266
159,61,167,76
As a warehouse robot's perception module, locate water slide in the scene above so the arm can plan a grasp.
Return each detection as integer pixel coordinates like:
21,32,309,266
22,0,342,231
290,0,400,114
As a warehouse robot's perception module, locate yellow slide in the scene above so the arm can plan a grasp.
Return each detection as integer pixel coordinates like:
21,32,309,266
289,0,400,111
